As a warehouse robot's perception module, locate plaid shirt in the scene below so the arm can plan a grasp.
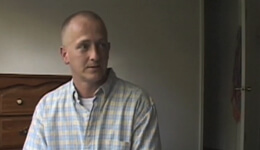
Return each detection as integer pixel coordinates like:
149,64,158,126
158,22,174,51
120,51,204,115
23,69,161,150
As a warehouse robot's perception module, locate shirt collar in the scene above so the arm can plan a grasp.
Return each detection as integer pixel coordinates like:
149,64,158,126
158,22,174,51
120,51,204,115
70,68,117,101
97,68,117,98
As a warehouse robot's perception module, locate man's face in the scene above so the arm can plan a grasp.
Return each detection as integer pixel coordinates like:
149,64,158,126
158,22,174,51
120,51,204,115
61,17,110,84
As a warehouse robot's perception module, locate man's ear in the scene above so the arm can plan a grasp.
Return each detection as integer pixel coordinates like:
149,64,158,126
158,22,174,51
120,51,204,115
107,42,111,59
60,46,69,65
107,42,111,51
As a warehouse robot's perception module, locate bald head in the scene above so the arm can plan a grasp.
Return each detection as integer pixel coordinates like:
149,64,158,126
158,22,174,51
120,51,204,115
61,10,108,46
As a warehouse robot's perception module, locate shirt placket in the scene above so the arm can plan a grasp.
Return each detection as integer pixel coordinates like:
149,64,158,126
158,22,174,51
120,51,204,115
73,90,93,150
84,96,100,150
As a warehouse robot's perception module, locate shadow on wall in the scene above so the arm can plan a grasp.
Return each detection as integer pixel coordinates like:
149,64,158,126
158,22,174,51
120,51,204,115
204,147,221,150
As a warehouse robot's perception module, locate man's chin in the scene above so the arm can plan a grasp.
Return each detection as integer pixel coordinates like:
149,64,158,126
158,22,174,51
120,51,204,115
83,74,106,84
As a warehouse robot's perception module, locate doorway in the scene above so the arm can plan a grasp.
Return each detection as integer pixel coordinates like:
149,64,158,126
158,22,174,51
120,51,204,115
203,0,260,150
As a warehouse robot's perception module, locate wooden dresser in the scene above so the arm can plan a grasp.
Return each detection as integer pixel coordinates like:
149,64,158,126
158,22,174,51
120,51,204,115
0,74,71,150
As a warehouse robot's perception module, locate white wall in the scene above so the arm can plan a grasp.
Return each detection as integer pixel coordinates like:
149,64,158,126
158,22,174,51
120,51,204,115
0,1,203,149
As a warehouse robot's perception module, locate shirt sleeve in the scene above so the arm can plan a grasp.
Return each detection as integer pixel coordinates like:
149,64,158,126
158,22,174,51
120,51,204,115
131,95,162,150
23,99,47,150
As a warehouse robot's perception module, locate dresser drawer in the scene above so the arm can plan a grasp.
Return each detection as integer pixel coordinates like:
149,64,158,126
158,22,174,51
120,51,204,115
0,117,31,149
0,74,71,149
0,95,40,116
0,81,68,115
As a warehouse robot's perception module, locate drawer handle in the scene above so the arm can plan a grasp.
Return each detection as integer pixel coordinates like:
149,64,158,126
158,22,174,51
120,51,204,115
16,99,23,105
19,127,29,136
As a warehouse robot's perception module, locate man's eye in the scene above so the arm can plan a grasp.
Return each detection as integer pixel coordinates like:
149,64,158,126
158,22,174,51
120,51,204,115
79,43,90,51
98,42,109,50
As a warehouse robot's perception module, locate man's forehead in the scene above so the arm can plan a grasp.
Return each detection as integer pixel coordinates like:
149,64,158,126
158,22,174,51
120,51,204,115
68,17,106,35
63,17,107,45
62,15,107,46
70,15,103,28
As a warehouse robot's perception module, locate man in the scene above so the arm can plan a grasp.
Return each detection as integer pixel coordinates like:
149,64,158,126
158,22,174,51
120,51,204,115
23,10,161,150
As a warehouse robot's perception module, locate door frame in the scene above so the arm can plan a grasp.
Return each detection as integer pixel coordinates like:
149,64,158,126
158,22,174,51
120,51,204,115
237,0,246,149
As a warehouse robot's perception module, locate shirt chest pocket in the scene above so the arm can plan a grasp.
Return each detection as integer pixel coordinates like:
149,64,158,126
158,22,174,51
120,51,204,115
100,140,130,150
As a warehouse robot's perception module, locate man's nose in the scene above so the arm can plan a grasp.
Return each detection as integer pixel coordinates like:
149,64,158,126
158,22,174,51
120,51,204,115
89,44,100,61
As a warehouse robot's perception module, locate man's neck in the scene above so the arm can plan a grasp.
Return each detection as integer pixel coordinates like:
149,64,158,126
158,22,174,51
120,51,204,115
72,74,108,98
74,81,99,98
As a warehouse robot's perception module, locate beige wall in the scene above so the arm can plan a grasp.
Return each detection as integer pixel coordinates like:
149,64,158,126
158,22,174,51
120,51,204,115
0,1,203,150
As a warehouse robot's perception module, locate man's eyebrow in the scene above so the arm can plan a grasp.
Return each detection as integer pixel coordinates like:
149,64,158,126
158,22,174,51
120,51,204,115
77,39,91,45
79,39,91,43
77,38,108,44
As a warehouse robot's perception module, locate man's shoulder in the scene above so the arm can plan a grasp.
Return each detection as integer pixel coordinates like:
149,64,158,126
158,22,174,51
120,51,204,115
115,77,144,93
40,81,71,103
47,81,71,96
114,77,154,105
104,68,146,93
33,81,72,117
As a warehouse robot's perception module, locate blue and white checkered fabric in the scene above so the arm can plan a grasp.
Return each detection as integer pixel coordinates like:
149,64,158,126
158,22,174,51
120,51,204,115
23,69,161,150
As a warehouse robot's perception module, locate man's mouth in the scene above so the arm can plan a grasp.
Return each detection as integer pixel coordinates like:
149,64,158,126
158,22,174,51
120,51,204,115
86,65,101,70
88,65,99,68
